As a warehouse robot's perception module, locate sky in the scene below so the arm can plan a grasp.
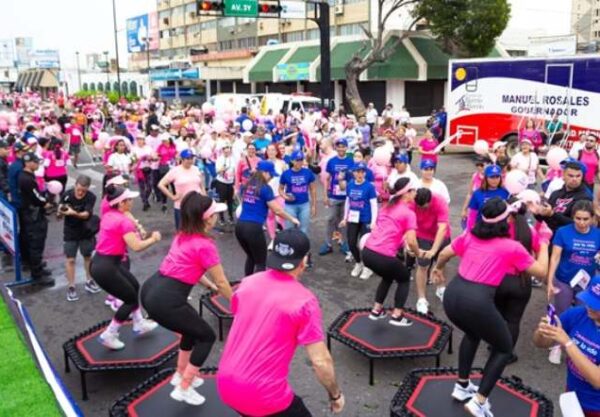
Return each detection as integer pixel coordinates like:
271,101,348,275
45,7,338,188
0,0,573,70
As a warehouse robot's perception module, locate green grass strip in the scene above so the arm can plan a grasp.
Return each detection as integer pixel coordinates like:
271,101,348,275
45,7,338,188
0,295,63,417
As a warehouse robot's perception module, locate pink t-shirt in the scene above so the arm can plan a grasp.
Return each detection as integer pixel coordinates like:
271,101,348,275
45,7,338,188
579,149,599,185
365,201,417,257
451,232,535,286
162,165,203,209
217,270,324,416
409,193,451,241
66,125,83,145
419,138,438,164
505,222,541,275
471,172,483,191
100,196,111,215
159,234,220,285
156,144,176,166
43,150,69,178
95,210,136,256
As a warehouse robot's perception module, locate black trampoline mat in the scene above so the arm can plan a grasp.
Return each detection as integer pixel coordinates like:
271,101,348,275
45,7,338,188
129,375,241,417
77,322,180,365
340,312,440,352
407,376,538,417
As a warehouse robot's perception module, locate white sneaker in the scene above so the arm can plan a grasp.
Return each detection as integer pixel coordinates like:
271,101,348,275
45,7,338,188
452,381,479,401
351,262,363,277
359,266,373,280
345,252,354,263
267,240,274,251
170,385,206,406
464,396,494,417
170,372,204,388
99,330,125,350
416,298,429,315
436,286,446,302
548,345,562,365
133,319,159,335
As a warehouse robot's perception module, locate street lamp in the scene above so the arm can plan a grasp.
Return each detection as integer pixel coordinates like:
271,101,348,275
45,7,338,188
103,50,109,86
75,51,81,91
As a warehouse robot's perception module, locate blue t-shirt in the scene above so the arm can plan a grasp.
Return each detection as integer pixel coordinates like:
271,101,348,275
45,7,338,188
253,137,271,154
239,183,275,224
326,156,354,200
468,187,510,214
279,167,315,205
347,180,377,224
552,224,600,284
364,167,375,183
560,306,600,411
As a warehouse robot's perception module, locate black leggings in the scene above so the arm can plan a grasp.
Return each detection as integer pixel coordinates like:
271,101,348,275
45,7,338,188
443,275,513,397
141,273,216,367
235,221,267,277
494,275,532,348
347,222,369,263
214,180,234,222
91,254,140,322
362,248,411,309
240,396,312,417
154,166,169,204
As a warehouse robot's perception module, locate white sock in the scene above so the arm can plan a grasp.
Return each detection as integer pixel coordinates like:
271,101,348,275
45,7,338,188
132,308,144,325
105,319,122,334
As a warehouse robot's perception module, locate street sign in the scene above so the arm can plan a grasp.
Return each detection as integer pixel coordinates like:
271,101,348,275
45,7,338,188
280,1,306,19
159,87,197,97
150,68,200,81
276,62,310,81
224,0,258,17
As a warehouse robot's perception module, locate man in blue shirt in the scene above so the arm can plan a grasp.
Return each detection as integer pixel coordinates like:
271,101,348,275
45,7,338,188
236,107,252,131
320,138,354,259
534,277,600,415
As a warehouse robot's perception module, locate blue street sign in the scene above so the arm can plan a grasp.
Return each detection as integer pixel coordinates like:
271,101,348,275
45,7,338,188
150,68,200,81
159,87,197,97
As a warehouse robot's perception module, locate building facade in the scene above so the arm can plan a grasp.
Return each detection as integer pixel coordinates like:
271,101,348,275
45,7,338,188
571,0,600,44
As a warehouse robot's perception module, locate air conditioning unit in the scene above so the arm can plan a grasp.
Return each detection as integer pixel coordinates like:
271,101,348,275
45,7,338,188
189,12,197,19
334,5,344,15
163,17,170,25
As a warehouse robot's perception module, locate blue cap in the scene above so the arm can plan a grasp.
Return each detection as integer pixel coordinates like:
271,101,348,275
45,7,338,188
257,160,280,177
577,276,600,311
393,153,409,164
180,149,195,159
335,138,348,147
291,150,305,161
352,161,368,172
484,164,502,177
420,159,436,170
560,157,588,175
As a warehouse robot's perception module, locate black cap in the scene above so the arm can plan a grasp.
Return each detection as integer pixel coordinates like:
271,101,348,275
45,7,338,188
23,152,40,163
266,229,310,272
13,141,29,153
0,139,8,148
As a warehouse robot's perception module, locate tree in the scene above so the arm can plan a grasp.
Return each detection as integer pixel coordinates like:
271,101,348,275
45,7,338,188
344,0,510,117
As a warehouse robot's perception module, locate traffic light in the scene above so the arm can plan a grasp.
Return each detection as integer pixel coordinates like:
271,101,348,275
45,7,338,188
258,1,282,16
197,0,224,15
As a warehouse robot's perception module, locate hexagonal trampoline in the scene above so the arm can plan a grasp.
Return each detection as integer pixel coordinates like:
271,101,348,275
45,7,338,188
199,280,241,341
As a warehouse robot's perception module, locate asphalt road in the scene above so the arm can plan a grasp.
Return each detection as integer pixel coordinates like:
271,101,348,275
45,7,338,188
3,153,564,417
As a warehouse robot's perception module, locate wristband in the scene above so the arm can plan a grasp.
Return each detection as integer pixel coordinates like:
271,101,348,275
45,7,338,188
329,392,342,401
564,340,574,349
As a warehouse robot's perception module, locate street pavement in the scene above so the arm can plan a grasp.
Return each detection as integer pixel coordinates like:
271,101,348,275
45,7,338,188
3,152,564,417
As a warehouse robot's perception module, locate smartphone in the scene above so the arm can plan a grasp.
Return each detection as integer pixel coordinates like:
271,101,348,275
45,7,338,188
547,304,557,326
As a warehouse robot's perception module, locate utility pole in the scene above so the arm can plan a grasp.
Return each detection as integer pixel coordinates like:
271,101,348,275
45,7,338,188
103,51,110,87
75,51,82,91
313,1,332,110
111,0,122,96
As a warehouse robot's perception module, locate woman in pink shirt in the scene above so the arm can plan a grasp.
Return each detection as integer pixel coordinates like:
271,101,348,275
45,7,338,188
141,193,232,406
519,118,543,150
418,129,439,165
234,143,260,194
362,177,421,326
158,149,205,229
43,138,69,196
90,186,162,350
155,135,177,211
432,197,548,417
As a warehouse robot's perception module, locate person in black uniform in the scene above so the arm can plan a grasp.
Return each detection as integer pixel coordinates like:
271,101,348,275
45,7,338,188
18,152,54,286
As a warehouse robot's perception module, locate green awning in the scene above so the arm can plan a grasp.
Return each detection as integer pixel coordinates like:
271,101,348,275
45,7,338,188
317,40,370,81
248,49,289,82
285,45,319,65
410,37,450,79
367,37,419,80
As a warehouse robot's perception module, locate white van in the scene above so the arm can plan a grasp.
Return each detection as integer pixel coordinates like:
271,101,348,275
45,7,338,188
208,94,253,112
253,93,321,115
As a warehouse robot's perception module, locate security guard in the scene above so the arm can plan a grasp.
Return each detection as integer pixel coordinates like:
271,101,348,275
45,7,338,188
9,141,31,268
18,152,54,286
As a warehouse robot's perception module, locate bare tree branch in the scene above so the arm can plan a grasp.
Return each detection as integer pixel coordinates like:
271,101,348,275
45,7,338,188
358,23,373,40
381,0,420,28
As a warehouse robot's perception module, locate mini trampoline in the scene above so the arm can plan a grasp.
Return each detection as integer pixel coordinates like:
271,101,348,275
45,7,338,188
63,320,180,400
327,308,452,385
390,368,554,417
110,367,241,417
199,280,241,341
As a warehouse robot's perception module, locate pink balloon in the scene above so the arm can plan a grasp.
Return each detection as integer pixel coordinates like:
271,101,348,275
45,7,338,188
94,140,104,150
546,147,568,170
199,145,213,159
0,121,8,131
213,120,226,134
372,146,391,166
47,180,63,195
473,140,489,156
517,189,541,205
504,170,528,195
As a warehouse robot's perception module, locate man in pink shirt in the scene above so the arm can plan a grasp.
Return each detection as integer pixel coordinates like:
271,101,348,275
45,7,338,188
217,229,344,417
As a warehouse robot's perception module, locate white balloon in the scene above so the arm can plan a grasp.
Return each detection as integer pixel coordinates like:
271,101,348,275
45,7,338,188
242,119,253,132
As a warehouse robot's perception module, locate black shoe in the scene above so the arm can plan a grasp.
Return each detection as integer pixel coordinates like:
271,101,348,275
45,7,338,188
32,276,55,287
161,205,167,213
40,268,52,277
507,354,518,365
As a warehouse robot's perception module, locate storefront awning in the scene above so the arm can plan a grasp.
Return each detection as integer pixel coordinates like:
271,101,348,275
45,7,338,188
248,48,289,82
367,37,419,81
316,40,370,81
409,37,450,80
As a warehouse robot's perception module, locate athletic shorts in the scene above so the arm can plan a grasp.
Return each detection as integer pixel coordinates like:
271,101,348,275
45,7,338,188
416,237,451,267
64,237,95,258
69,143,81,155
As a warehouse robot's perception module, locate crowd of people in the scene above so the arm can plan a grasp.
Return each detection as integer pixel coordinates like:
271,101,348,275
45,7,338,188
1,90,599,417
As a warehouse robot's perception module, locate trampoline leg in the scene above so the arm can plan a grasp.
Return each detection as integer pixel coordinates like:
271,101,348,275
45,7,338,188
436,355,440,368
369,359,374,386
80,371,88,401
64,349,70,373
218,318,223,341
199,300,203,317
448,330,453,354
327,335,331,351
